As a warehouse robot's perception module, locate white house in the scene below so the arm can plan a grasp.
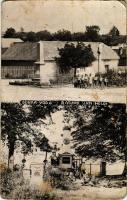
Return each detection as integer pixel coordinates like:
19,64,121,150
1,41,119,83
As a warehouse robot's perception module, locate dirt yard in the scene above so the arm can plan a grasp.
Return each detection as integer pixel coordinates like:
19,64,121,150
54,174,127,200
1,80,126,103
55,186,126,200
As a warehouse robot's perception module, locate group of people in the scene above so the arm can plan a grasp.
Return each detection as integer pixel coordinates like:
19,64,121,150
74,74,108,88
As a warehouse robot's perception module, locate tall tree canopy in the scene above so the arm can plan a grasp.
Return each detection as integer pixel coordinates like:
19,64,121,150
70,103,126,174
1,103,54,167
4,28,16,38
3,26,126,45
55,42,95,76
1,104,33,162
53,29,72,41
109,26,120,37
84,26,101,42
36,30,53,41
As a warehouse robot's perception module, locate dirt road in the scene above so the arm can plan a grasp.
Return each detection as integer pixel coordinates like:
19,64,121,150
1,80,126,103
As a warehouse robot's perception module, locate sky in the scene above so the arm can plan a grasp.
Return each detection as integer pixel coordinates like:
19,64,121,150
1,0,126,35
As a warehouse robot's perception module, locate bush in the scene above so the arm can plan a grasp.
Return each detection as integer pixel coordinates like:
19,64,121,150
1,168,59,200
1,168,23,198
102,70,127,87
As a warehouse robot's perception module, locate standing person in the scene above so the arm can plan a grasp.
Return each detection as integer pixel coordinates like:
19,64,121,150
77,75,81,88
99,75,103,88
89,74,93,88
84,74,88,88
104,77,108,87
81,75,84,88
93,75,97,88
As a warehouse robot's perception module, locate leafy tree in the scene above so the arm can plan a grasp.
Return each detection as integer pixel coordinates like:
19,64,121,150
103,26,120,46
72,32,86,41
71,104,127,175
55,42,95,77
1,103,54,168
109,26,120,37
84,26,101,42
1,103,33,167
53,29,72,41
36,30,53,41
4,28,16,38
27,102,59,124
26,31,37,42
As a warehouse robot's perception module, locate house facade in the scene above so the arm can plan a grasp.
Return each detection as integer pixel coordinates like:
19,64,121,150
111,45,127,71
1,41,119,82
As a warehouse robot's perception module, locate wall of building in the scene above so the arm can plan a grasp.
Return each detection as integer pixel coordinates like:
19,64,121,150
103,59,119,71
76,59,119,76
40,61,57,83
1,61,35,79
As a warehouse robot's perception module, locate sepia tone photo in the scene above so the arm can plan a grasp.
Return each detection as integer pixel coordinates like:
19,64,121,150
1,101,127,199
1,0,127,102
0,0,127,200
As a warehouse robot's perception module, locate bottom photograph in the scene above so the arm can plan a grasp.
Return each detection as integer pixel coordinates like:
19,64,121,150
1,101,127,200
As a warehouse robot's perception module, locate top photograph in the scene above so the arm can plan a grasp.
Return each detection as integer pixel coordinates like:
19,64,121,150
1,0,127,103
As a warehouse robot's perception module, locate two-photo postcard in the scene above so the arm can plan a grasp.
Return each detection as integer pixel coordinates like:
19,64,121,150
1,0,127,199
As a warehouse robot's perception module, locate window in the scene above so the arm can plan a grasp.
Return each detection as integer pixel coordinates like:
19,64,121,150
105,65,109,72
62,156,71,164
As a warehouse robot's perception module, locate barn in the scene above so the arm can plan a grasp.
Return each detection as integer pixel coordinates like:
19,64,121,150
1,41,119,82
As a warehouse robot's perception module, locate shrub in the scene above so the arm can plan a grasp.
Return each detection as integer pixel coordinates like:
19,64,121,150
1,168,59,200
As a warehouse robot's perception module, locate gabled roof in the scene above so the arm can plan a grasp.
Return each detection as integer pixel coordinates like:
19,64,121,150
2,41,119,61
2,38,23,48
43,41,119,61
2,42,39,61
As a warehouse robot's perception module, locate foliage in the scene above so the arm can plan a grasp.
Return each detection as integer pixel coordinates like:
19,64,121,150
55,42,95,76
72,32,86,41
26,31,37,42
34,134,52,152
109,26,120,37
71,104,127,162
53,29,72,41
1,102,59,165
3,26,126,45
1,169,59,200
1,103,33,159
102,70,127,86
36,30,53,41
4,27,16,38
84,26,101,42
1,168,23,198
27,102,58,123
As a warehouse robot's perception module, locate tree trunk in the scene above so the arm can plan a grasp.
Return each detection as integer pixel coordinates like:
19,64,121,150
8,142,15,169
43,151,48,178
8,155,14,169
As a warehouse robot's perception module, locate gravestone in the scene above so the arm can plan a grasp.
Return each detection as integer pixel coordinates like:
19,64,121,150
30,163,44,186
23,169,31,181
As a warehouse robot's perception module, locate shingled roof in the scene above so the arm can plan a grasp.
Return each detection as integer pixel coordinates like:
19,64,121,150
2,42,39,61
2,41,119,61
43,41,119,61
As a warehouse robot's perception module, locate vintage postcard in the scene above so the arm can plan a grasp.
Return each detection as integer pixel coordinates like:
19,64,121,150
1,0,127,199
1,101,127,199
